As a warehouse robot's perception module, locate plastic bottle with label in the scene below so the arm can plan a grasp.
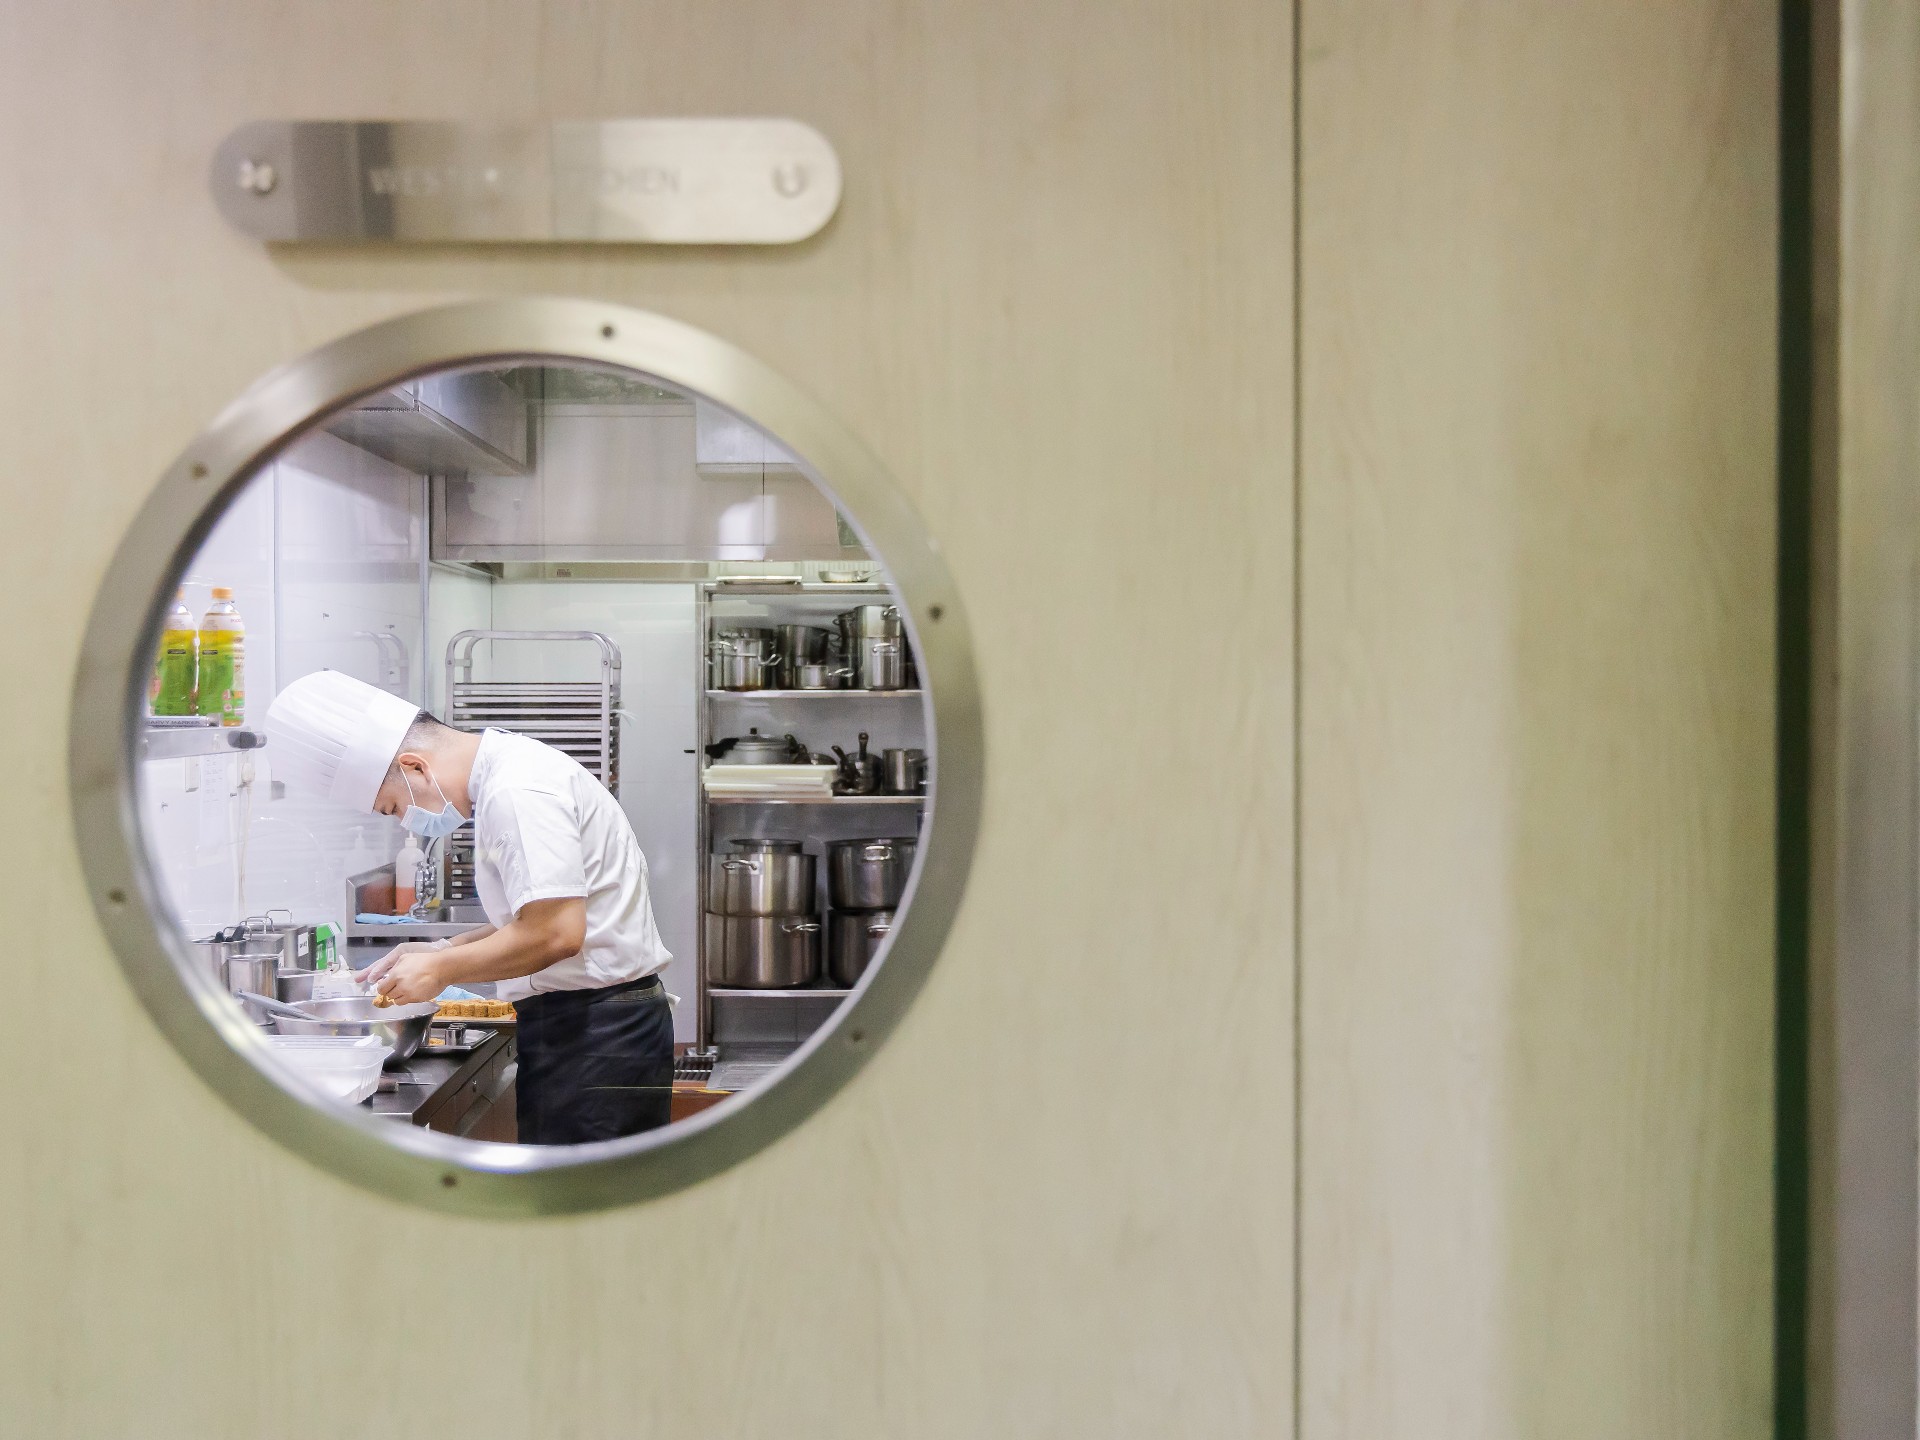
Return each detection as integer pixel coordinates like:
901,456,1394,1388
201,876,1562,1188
394,835,423,916
195,587,245,727
150,591,198,716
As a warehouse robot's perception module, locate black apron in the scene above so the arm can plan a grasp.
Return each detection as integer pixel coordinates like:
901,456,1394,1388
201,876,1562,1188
512,974,673,1145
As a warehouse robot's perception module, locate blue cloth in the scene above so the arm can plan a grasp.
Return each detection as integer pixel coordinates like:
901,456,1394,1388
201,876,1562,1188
354,912,419,925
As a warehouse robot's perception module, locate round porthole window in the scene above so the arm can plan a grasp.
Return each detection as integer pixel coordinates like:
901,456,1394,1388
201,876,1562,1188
69,299,981,1215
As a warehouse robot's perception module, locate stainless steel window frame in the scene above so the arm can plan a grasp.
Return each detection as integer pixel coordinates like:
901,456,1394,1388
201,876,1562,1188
1810,1,1920,1430
69,298,982,1217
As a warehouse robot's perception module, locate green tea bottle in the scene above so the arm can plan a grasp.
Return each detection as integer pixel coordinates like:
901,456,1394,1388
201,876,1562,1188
150,591,198,716
196,587,245,727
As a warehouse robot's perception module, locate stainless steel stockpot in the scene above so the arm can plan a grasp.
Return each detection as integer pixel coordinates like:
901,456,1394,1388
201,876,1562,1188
826,838,918,910
827,909,894,987
709,629,782,690
225,948,281,1005
836,603,902,640
707,840,817,915
774,624,828,688
704,913,823,988
793,662,852,690
882,748,927,795
857,636,908,690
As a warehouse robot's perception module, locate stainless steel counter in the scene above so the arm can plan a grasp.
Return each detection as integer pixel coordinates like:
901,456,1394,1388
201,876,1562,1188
367,1027,517,1141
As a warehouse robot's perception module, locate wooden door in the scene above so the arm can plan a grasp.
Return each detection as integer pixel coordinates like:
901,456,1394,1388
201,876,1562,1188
0,4,1295,1438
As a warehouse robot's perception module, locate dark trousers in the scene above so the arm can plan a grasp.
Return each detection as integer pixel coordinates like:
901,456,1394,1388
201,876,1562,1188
513,975,674,1145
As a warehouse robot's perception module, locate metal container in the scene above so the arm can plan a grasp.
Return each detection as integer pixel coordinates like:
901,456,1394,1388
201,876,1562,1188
857,636,908,690
774,624,828,688
830,733,882,795
189,934,247,987
707,840,817,916
712,727,809,764
837,603,902,641
243,910,318,971
828,909,894,987
709,630,782,691
274,969,317,1004
826,838,918,910
704,913,823,988
882,748,927,795
225,949,281,1005
267,996,435,1065
793,662,852,690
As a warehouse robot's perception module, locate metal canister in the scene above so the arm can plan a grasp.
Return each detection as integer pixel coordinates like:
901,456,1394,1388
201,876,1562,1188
774,624,828,688
243,910,318,971
882,748,927,795
224,945,281,1005
857,637,908,690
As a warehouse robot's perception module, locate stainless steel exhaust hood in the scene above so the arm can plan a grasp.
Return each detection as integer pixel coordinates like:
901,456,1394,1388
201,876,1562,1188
326,371,531,477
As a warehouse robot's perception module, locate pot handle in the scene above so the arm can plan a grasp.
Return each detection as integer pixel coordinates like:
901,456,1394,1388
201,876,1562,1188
780,920,822,934
866,919,892,936
720,858,760,873
861,843,896,860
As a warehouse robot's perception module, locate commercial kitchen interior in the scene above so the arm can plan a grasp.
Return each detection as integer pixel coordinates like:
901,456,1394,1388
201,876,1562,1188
141,363,930,1132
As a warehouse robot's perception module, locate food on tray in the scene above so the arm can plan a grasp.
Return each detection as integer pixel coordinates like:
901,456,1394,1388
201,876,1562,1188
434,998,516,1020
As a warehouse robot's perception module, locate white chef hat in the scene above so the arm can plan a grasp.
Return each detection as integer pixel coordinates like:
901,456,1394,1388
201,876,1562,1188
262,670,420,813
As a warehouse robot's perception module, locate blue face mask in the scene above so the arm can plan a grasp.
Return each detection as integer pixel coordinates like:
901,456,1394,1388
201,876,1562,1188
400,766,467,839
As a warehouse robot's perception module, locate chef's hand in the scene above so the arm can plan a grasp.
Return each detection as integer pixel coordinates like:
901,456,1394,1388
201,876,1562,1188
361,941,447,1005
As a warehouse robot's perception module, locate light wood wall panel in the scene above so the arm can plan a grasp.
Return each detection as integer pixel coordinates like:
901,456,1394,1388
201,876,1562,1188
0,4,1293,1438
1298,5,1778,1437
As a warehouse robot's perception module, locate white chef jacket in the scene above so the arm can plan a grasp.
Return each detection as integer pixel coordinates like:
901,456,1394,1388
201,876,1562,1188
465,729,671,1001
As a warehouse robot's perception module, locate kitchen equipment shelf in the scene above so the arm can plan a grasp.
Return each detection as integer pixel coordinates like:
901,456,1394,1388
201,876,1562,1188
710,582,889,596
140,726,266,760
695,579,928,1053
706,689,923,699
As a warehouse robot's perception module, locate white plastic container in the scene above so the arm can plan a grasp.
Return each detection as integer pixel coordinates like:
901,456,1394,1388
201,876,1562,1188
262,1035,391,1104
394,834,423,914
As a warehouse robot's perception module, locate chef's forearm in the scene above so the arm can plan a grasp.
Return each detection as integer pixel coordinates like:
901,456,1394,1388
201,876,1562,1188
434,898,586,984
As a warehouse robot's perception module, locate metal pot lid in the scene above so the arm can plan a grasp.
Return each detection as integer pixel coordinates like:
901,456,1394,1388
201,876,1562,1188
727,838,804,852
727,727,791,751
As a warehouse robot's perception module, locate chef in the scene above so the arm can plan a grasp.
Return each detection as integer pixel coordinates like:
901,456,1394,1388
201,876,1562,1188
263,669,675,1145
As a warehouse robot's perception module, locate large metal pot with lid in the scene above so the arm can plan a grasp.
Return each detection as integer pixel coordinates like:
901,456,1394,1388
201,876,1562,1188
707,839,816,915
704,914,823,988
834,603,902,648
774,624,828,688
856,636,909,690
827,908,894,986
709,628,782,690
826,837,918,910
707,727,810,765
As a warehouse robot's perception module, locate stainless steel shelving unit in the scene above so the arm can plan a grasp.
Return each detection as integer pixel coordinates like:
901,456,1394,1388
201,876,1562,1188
706,689,923,700
694,580,929,1053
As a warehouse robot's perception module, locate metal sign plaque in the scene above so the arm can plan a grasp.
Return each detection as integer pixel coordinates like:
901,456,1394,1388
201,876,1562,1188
210,119,841,244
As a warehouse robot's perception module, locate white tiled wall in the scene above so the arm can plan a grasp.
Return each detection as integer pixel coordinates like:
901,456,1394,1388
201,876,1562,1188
140,437,422,938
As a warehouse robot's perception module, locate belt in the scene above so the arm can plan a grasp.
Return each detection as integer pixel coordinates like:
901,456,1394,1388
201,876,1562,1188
514,973,663,1019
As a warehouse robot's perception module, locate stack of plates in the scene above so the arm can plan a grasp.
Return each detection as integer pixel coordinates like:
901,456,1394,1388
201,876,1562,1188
702,764,837,800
